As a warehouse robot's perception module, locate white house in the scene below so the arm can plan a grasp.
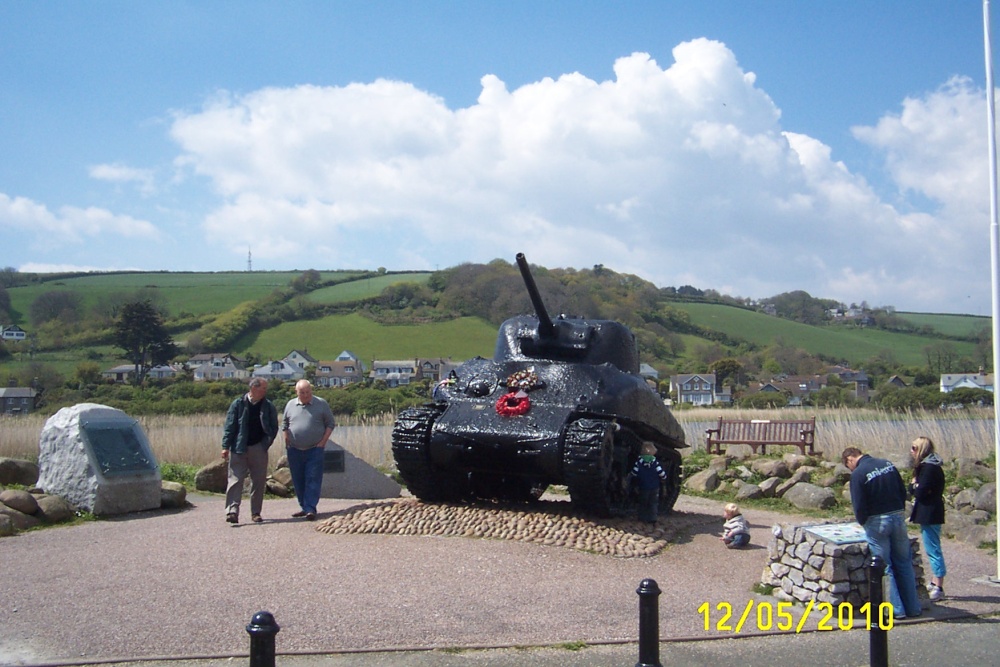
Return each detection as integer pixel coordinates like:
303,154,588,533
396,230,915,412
940,372,994,393
670,373,721,405
0,325,26,342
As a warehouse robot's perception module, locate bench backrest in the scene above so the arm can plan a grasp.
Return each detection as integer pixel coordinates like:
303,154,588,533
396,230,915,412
715,418,815,442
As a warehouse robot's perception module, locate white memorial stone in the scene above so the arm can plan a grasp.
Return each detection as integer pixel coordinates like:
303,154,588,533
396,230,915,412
319,442,401,499
38,403,161,515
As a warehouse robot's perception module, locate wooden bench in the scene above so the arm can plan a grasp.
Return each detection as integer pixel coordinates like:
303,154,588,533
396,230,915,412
705,416,816,456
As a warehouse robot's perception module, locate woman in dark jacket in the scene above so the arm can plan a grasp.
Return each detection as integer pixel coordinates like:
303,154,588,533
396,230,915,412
909,436,946,600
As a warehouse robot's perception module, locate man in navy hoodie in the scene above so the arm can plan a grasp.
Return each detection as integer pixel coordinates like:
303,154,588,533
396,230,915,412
842,447,922,619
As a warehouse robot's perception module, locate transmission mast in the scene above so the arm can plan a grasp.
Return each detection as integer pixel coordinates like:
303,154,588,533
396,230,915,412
247,247,252,272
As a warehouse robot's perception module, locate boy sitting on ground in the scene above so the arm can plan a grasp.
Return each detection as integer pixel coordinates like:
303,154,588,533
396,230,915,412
721,502,750,548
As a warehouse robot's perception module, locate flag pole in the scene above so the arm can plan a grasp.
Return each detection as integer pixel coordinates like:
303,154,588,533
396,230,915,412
983,0,1000,582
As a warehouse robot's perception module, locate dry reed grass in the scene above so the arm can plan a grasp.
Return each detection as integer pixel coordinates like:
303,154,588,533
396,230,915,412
674,406,997,462
1,407,995,469
0,413,399,470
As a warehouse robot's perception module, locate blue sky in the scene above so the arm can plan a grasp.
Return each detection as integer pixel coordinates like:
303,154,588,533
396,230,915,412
1,1,996,314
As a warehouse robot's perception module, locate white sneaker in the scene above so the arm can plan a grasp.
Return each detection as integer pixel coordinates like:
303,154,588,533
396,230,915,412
928,584,943,601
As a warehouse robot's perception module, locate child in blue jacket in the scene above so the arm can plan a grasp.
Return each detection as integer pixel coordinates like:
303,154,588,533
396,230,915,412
628,443,667,523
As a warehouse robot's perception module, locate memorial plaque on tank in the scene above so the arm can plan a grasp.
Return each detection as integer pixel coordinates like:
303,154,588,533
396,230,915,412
81,419,158,476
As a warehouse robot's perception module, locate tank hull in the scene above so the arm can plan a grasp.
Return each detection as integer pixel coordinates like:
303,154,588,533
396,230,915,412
390,253,688,516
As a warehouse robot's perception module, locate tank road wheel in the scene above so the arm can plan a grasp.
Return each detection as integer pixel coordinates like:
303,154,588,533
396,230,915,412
563,418,625,517
657,448,683,515
391,406,468,501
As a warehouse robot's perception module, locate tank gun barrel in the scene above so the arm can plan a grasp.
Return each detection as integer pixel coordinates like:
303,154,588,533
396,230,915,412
515,253,555,338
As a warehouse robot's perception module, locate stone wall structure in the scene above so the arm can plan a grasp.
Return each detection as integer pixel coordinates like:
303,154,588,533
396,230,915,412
761,521,925,607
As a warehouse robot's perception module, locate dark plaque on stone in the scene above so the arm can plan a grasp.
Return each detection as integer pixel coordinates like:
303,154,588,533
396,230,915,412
323,449,345,473
81,419,157,477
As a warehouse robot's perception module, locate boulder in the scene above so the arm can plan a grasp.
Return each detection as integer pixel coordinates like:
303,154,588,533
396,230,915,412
0,489,39,515
34,494,76,523
0,504,40,531
684,468,720,493
751,459,790,479
953,488,977,509
951,522,996,547
782,453,814,472
973,483,996,513
967,509,991,525
776,469,812,498
160,481,188,509
956,458,995,482
0,457,39,486
266,478,293,497
38,403,161,515
759,477,783,498
735,483,763,501
195,459,229,493
709,456,732,472
783,483,836,511
271,466,293,488
0,513,14,536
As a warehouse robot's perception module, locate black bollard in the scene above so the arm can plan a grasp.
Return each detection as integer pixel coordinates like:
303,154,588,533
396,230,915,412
635,578,663,667
246,610,280,667
867,556,888,667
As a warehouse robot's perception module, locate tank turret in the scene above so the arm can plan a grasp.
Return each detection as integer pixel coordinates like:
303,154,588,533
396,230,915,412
392,254,687,517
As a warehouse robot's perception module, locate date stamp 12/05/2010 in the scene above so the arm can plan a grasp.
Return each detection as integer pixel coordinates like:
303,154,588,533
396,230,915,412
698,600,897,634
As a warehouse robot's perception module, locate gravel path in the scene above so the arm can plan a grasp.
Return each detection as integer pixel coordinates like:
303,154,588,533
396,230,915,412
2,492,998,665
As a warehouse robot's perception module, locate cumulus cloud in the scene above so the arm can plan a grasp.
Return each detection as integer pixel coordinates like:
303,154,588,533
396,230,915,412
89,163,156,196
168,39,991,312
0,193,161,244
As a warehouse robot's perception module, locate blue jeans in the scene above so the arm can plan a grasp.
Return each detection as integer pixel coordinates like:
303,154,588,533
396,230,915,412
864,512,922,618
637,487,659,522
286,446,325,514
725,532,750,549
920,524,946,579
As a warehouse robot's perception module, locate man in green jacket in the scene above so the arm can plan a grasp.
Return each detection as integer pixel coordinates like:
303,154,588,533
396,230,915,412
222,377,278,524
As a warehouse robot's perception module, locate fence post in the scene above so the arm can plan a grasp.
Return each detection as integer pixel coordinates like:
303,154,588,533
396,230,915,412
246,610,280,667
867,556,888,667
635,578,662,667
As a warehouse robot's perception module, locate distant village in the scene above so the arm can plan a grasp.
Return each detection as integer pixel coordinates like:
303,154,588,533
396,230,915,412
0,318,993,416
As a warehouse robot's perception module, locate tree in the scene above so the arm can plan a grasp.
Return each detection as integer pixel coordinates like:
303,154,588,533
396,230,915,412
0,284,10,322
709,358,746,387
114,300,178,385
923,342,959,374
29,290,83,326
74,361,103,386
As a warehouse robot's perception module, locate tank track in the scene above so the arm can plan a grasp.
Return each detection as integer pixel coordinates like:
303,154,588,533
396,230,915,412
657,447,683,515
391,405,469,501
562,418,622,517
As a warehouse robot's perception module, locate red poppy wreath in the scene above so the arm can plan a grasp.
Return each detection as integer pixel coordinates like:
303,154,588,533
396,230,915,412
495,391,530,416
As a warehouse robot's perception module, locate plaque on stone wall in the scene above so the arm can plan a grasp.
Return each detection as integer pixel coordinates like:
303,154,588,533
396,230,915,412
323,449,345,473
80,418,157,477
804,522,867,545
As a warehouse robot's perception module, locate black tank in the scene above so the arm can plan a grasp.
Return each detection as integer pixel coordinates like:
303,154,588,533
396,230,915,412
392,253,688,517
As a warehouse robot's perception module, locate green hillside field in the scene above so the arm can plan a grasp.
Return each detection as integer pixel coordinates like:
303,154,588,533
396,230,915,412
231,313,497,363
307,273,432,304
670,302,975,367
895,312,990,338
6,271,361,320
